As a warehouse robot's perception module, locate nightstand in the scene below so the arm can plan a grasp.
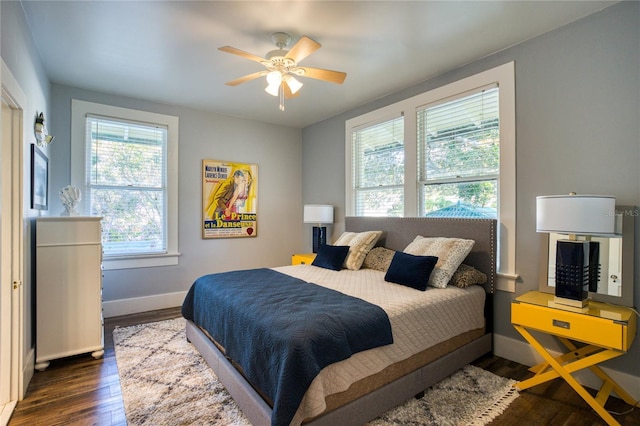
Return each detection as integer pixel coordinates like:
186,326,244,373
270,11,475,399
291,253,316,265
511,291,637,426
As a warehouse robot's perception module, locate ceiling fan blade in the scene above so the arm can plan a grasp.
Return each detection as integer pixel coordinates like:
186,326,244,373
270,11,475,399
218,46,267,64
297,67,347,84
284,36,321,63
283,81,301,99
225,71,265,86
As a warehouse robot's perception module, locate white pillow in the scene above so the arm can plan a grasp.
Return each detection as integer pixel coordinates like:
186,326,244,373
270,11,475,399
403,236,475,288
334,231,383,270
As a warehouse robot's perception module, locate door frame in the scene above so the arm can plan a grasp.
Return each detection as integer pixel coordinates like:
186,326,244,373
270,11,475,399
0,58,26,425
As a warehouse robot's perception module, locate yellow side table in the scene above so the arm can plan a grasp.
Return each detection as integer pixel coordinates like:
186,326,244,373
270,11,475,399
511,291,637,426
291,253,316,265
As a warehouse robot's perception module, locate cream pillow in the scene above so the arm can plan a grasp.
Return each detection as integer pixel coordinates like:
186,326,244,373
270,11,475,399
403,236,475,288
334,231,383,270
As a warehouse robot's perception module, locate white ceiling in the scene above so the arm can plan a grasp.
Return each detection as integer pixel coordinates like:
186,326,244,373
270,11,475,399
21,1,616,128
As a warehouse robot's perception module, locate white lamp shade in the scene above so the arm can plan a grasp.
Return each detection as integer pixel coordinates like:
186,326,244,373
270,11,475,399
265,71,283,96
284,75,303,94
266,71,282,86
536,194,616,235
265,83,280,97
304,204,333,224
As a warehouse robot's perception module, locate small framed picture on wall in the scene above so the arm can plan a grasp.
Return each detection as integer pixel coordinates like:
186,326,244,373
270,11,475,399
31,144,48,210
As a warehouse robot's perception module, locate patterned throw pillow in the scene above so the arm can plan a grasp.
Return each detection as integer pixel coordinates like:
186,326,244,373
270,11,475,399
334,231,383,270
449,264,488,288
362,247,396,272
403,236,475,288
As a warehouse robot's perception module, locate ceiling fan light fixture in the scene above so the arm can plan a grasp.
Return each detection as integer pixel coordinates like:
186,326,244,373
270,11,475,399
266,70,282,86
220,33,346,110
265,82,280,97
284,75,303,94
265,70,283,96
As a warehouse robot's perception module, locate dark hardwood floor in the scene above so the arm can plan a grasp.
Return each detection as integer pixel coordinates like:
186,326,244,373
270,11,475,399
472,355,639,426
8,308,182,426
8,308,639,425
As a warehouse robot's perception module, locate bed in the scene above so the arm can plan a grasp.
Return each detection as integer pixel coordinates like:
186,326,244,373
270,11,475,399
183,216,496,425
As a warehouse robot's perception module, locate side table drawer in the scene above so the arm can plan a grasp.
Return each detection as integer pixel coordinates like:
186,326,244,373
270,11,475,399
512,302,627,350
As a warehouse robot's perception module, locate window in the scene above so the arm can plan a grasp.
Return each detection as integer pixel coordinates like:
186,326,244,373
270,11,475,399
352,115,404,216
346,63,517,291
418,87,499,218
72,100,179,270
86,115,167,256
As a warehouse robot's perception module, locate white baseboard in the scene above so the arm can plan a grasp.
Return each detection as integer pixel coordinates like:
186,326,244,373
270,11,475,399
494,333,640,401
21,348,34,399
103,291,188,318
0,401,17,426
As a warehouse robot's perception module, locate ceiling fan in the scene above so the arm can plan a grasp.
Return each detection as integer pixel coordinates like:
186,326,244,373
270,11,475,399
219,32,347,110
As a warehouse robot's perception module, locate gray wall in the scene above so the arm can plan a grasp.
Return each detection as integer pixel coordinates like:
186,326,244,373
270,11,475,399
1,0,52,364
49,85,303,304
302,1,640,376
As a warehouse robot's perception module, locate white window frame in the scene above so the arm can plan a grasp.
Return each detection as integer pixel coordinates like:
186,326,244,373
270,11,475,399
351,113,405,216
71,100,180,270
346,62,517,291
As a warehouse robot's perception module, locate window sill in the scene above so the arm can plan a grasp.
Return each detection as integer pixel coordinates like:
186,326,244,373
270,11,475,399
496,272,519,293
103,252,181,271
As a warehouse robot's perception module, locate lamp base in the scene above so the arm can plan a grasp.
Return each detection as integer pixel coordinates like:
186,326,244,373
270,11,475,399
548,299,589,313
312,226,327,253
555,240,600,305
553,296,588,309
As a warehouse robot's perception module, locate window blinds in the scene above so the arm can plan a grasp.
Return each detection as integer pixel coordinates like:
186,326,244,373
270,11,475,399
85,115,168,256
417,87,499,218
352,115,404,216
418,87,499,183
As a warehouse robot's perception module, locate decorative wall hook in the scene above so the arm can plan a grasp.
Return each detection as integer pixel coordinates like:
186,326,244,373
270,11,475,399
35,112,54,147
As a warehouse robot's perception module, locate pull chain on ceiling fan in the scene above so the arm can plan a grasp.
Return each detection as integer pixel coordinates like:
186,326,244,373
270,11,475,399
219,32,347,111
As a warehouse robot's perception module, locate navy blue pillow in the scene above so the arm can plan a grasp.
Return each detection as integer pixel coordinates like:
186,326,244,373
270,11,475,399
384,251,438,291
312,245,350,271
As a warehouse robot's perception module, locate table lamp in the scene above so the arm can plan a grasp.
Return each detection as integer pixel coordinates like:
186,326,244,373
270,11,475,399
303,204,333,253
536,193,617,308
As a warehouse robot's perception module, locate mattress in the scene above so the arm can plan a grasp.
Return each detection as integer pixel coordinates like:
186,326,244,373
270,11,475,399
269,265,486,424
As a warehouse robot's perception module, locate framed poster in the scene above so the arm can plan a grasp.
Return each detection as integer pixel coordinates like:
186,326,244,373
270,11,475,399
31,144,49,210
202,159,258,239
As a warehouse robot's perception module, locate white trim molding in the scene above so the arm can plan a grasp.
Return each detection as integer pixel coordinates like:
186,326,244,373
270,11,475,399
102,291,187,318
70,100,180,269
346,62,517,291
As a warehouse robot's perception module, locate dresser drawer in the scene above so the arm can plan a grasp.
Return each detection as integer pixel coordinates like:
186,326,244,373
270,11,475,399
512,301,627,350
37,216,102,246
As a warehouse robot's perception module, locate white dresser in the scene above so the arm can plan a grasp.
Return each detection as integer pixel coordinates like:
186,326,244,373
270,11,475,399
35,216,104,371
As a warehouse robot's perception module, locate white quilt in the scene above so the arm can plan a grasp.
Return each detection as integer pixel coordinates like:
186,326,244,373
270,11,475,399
271,265,486,424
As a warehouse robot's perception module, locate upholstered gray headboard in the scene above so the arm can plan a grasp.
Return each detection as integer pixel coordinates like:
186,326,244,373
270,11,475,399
345,217,497,294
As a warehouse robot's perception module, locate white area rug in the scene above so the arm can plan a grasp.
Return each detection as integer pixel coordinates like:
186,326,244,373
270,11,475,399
114,317,518,425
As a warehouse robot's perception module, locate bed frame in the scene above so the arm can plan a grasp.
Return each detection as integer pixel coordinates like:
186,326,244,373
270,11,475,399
185,216,497,425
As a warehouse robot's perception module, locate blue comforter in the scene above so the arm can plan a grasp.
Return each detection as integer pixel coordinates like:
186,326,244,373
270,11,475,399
181,268,393,426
